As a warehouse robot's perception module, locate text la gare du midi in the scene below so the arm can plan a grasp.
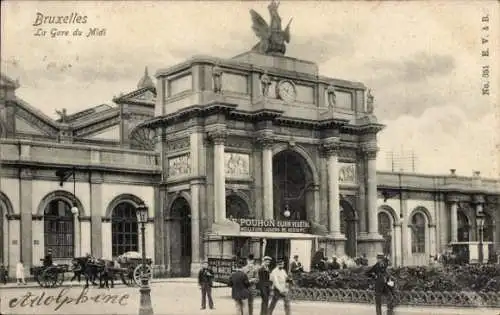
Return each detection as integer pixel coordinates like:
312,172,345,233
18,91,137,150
33,12,105,38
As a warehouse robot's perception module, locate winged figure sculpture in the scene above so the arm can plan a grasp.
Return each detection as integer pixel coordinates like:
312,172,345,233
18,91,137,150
250,0,292,55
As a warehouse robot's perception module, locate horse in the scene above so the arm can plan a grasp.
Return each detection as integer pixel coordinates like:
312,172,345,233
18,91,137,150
72,257,100,287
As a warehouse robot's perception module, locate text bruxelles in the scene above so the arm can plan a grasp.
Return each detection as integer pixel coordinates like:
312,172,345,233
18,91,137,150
8,287,129,312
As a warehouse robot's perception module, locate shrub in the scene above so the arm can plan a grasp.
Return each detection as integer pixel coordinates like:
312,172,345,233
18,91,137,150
295,264,500,292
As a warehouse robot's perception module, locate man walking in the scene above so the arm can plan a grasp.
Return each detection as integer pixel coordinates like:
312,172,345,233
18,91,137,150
268,259,291,315
242,254,259,315
366,254,395,315
229,260,251,315
198,261,215,310
257,256,272,315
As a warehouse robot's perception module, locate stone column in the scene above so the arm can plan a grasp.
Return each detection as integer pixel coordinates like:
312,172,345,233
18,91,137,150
190,129,203,273
365,148,379,236
450,201,458,243
257,130,275,220
19,168,33,268
80,218,91,256
323,141,341,236
208,128,227,223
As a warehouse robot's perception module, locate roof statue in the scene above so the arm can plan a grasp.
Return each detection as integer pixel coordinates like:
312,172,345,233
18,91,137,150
137,66,155,89
55,108,69,123
250,0,292,56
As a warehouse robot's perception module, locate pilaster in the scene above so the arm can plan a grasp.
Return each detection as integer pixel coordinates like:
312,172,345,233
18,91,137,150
90,172,103,258
207,126,227,223
7,214,21,277
154,185,166,267
19,168,33,268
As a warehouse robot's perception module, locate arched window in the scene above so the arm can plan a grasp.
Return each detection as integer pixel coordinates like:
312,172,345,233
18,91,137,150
457,211,470,242
111,202,139,257
483,213,494,242
411,212,426,253
44,199,74,258
226,195,251,220
378,212,392,257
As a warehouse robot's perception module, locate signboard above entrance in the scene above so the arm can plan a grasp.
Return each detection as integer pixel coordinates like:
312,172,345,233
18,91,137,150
230,219,311,233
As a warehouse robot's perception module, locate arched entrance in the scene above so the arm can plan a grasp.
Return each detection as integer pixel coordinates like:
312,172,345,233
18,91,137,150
226,194,252,259
44,199,74,259
168,197,192,277
340,200,357,258
111,202,139,257
272,150,314,220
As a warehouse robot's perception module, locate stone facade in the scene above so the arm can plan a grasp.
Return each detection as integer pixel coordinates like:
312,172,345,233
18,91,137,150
1,50,499,279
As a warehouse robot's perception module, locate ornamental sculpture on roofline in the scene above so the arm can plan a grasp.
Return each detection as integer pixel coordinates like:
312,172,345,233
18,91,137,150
250,0,293,56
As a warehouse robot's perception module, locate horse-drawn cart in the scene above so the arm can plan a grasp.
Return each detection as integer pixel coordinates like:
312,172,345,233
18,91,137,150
117,251,153,286
30,264,69,288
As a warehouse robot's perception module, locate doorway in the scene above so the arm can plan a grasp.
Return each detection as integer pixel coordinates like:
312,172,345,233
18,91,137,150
169,197,192,277
264,239,291,270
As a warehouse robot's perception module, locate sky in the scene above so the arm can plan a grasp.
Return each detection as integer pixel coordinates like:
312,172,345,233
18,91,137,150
1,0,499,178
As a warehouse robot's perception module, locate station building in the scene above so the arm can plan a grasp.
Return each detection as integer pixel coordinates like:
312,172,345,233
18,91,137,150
1,51,499,278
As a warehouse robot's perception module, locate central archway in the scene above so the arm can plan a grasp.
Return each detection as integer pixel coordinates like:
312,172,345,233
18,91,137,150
272,149,315,220
168,197,192,277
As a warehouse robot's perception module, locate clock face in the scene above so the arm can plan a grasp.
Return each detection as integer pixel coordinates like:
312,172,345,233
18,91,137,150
277,80,296,102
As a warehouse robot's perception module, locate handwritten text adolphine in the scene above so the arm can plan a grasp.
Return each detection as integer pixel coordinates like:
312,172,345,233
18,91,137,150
8,287,129,312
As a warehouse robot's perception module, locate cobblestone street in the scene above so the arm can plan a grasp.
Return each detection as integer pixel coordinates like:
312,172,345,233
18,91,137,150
0,280,496,315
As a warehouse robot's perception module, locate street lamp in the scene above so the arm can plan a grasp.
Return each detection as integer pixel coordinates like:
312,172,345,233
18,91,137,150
283,203,291,218
476,212,485,264
136,203,153,315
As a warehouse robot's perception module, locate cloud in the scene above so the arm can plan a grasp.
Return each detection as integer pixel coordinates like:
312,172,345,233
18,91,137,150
377,105,499,178
367,52,455,84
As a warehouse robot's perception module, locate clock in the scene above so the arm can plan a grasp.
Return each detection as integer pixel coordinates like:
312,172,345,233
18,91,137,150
276,80,296,103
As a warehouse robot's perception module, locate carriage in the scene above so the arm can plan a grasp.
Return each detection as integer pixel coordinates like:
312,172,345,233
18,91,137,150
117,251,153,286
30,263,70,288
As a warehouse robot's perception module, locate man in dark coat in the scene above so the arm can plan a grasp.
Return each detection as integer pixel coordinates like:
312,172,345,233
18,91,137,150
229,260,251,315
366,254,395,315
198,261,215,310
257,256,272,315
242,254,258,315
43,249,53,267
289,255,303,278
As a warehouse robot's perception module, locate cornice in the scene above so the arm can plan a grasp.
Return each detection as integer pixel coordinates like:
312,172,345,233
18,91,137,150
113,86,157,104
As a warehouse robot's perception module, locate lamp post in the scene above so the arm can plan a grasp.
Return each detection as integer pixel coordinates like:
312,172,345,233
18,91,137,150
476,212,485,264
136,203,153,315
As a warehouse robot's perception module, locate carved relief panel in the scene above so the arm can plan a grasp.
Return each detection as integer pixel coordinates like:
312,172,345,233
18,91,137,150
339,163,357,184
224,152,250,178
168,154,191,177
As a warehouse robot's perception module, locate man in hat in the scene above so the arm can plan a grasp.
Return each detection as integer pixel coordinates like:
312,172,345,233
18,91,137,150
242,254,259,315
268,259,291,315
198,261,215,310
366,253,395,315
257,256,272,315
229,260,251,315
43,249,53,267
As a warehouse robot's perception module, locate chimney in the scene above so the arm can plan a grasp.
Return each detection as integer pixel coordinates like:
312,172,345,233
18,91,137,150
450,169,456,176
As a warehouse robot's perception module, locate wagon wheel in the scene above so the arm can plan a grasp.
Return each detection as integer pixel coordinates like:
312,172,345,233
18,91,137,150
41,267,58,288
133,264,152,286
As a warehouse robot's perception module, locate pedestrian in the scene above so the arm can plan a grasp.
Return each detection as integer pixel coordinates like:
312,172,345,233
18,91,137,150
228,260,251,315
257,256,272,315
43,249,53,267
289,255,303,278
242,254,259,315
198,261,215,310
366,253,396,315
268,259,291,315
0,264,7,285
16,260,26,285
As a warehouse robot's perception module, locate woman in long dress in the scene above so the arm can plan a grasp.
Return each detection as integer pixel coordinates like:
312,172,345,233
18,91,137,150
16,260,26,285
